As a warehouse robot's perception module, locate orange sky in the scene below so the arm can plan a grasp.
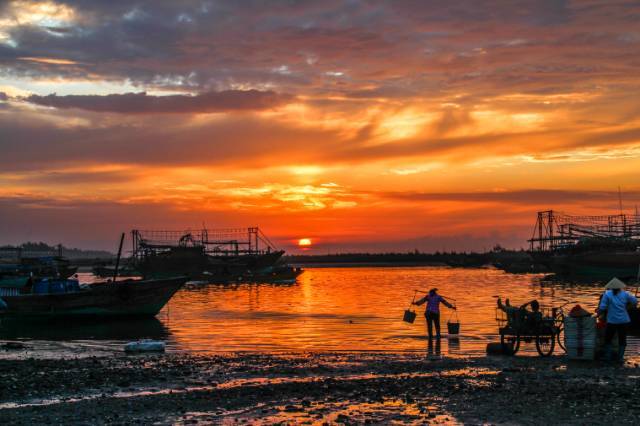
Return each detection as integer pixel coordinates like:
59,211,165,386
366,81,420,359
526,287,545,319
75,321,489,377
1,1,639,252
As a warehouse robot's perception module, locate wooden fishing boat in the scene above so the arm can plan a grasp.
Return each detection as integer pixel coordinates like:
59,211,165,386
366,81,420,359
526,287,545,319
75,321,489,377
0,276,186,319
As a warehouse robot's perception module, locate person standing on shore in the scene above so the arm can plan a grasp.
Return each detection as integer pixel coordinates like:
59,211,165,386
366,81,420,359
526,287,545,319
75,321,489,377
598,278,638,362
413,288,456,339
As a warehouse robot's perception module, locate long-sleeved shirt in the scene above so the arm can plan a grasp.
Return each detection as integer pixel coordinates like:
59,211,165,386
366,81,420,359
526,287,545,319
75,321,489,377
415,294,452,313
598,290,638,324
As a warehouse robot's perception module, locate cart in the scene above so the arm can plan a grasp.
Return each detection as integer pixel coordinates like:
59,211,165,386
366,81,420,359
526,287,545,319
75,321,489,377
496,307,560,356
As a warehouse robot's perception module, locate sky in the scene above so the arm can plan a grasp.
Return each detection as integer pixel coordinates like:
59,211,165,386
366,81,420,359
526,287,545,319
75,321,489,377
0,0,639,253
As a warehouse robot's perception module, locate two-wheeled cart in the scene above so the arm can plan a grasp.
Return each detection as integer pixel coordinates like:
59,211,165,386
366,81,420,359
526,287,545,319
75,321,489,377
496,307,560,357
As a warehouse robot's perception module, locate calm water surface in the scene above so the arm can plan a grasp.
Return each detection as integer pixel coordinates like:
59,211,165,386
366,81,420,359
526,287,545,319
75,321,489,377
1,267,638,357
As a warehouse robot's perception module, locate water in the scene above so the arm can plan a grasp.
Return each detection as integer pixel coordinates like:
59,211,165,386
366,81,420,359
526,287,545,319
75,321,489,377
1,267,637,357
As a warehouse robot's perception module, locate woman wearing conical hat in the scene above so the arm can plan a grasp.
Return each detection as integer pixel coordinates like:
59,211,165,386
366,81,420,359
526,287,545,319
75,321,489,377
598,278,638,362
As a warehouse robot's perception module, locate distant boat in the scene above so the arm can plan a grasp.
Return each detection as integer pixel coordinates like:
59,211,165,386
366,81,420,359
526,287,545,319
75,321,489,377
0,276,186,319
229,264,304,284
0,256,77,280
92,264,141,278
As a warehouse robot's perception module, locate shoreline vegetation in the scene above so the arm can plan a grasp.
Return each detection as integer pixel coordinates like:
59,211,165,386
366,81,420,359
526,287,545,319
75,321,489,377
0,352,638,424
285,248,532,269
3,242,538,271
0,242,113,260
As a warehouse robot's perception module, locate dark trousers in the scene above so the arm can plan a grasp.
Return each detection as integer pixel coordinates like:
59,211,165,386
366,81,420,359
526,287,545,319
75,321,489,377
425,311,441,337
605,323,628,346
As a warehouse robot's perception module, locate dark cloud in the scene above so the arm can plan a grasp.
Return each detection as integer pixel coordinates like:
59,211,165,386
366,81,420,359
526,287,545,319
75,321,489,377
1,0,636,100
15,169,140,185
24,90,294,113
0,92,7,101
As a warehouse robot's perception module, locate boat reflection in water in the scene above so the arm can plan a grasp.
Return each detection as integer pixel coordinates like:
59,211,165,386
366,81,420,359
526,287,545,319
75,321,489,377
0,317,169,342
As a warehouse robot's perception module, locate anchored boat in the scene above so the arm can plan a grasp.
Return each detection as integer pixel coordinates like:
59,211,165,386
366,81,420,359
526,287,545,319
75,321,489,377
0,276,187,319
129,227,303,283
529,210,640,278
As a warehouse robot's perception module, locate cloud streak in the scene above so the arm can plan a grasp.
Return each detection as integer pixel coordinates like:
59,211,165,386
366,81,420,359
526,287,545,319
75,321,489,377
380,189,640,206
25,90,294,113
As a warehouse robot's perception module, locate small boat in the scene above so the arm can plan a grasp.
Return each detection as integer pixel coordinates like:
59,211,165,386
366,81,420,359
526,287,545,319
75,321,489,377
92,264,141,278
240,265,304,284
0,276,186,319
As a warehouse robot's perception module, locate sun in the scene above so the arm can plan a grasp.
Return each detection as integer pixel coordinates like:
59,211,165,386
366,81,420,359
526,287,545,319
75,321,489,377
298,238,312,247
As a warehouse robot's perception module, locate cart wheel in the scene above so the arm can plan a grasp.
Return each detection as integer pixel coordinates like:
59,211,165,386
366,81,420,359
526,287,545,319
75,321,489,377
512,335,521,355
500,333,520,355
555,314,566,352
535,334,555,357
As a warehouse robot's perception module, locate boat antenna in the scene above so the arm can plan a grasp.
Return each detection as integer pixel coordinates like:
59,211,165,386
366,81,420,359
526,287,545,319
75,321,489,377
113,232,125,283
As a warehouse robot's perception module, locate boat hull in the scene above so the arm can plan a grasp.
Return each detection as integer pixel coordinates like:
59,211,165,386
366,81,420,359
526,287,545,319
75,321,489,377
136,247,287,283
0,277,186,319
533,250,640,279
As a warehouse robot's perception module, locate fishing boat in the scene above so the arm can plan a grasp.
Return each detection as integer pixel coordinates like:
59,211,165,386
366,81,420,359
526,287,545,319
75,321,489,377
130,227,302,284
0,276,187,319
529,211,640,278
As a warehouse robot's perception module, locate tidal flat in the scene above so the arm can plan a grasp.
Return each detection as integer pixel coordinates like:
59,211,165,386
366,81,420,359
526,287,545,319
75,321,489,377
1,351,639,425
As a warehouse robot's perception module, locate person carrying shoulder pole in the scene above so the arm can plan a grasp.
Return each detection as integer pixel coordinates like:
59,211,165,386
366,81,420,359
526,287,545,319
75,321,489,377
598,277,638,362
413,288,455,339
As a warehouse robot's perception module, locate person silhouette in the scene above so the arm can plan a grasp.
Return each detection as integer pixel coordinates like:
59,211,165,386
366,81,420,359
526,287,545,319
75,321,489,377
413,288,456,338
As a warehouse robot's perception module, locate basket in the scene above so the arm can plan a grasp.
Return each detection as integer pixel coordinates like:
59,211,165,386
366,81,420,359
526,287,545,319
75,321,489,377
403,309,417,324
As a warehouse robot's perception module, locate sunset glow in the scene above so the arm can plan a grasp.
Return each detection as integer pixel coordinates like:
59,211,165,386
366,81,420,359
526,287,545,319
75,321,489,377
1,1,639,252
298,238,312,248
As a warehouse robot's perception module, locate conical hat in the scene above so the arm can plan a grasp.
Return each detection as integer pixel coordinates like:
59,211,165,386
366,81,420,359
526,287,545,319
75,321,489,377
605,277,626,289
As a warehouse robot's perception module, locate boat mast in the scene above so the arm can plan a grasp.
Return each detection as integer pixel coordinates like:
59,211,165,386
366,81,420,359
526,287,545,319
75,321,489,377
113,232,125,283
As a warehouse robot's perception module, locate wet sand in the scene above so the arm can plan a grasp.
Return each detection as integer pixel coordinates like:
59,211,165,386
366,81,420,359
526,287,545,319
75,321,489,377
1,350,639,425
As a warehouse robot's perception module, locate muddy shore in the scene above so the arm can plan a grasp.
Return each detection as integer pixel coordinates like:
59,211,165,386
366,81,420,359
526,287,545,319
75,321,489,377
1,351,639,425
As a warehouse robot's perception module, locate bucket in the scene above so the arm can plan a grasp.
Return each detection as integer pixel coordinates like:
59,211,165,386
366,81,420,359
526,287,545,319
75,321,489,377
447,321,460,335
447,310,460,335
403,292,418,324
403,309,417,324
